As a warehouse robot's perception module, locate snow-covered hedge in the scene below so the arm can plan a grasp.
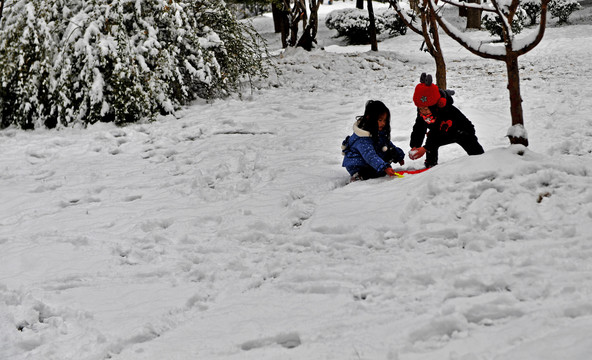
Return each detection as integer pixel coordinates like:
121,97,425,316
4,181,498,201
549,0,582,24
497,0,581,29
0,0,271,129
481,8,527,39
325,8,407,45
521,0,542,25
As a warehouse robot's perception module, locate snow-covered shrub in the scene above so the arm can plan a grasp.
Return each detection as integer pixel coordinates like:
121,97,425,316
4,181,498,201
51,0,164,126
0,0,271,129
521,0,542,25
481,8,527,40
227,0,270,20
382,10,409,37
325,8,406,45
549,0,582,24
191,0,271,95
0,0,63,129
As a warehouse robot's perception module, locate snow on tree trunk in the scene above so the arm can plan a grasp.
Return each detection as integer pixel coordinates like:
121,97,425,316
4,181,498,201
505,55,528,146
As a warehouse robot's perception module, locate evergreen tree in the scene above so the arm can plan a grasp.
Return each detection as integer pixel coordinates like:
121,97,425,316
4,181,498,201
0,0,272,129
0,0,63,128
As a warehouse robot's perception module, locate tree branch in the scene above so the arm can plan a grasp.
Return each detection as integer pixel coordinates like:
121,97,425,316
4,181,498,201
420,0,438,57
388,0,423,36
427,0,506,60
513,0,550,55
507,0,521,22
439,0,495,12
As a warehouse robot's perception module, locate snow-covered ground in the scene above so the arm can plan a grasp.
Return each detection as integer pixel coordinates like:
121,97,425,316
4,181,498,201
1,2,592,359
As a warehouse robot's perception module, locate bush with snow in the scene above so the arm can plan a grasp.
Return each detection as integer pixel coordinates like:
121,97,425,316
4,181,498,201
549,0,582,24
521,0,542,25
325,7,407,45
481,7,527,40
519,0,581,26
0,0,271,129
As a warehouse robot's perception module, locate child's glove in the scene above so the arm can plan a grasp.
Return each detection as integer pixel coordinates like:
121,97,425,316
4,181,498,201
394,147,405,165
409,147,426,160
383,146,405,165
385,167,396,177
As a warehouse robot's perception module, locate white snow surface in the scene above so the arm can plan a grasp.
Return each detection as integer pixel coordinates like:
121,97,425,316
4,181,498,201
2,2,592,359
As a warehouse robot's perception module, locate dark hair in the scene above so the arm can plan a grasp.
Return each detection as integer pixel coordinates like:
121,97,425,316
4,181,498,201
357,100,391,141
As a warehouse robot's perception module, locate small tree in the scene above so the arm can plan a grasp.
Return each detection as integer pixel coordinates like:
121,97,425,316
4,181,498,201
368,0,378,50
429,0,550,146
389,0,448,89
278,0,322,50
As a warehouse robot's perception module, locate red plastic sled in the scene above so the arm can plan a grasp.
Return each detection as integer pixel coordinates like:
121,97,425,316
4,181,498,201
393,168,430,176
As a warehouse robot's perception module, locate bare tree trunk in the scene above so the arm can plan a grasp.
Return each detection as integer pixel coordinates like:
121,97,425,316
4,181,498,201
466,0,482,29
505,55,528,146
434,48,447,90
280,12,290,48
289,19,299,46
0,0,4,21
295,0,321,50
409,0,421,13
299,0,308,33
367,0,378,51
389,0,448,89
309,0,321,42
280,0,291,48
428,9,447,89
272,2,283,33
289,0,307,46
310,7,318,40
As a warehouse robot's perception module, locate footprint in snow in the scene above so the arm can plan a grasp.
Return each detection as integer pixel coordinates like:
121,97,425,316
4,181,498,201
123,194,142,202
240,332,302,351
25,148,55,164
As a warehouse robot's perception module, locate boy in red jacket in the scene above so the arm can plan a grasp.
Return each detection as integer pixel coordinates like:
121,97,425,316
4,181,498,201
408,73,484,168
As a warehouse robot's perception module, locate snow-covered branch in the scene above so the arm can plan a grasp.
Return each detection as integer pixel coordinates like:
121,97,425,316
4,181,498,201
439,0,496,12
427,0,550,59
427,0,506,59
387,0,422,35
513,0,549,55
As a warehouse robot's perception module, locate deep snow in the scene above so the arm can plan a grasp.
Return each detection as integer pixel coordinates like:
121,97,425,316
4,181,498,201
1,2,592,359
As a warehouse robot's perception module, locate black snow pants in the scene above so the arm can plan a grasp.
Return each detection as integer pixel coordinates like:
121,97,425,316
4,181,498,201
425,132,484,167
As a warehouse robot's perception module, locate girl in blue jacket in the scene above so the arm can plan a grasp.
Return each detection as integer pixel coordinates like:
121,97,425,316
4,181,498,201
342,100,405,181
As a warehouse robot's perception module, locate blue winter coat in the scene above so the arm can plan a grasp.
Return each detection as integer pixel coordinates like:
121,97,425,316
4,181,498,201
342,120,404,176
